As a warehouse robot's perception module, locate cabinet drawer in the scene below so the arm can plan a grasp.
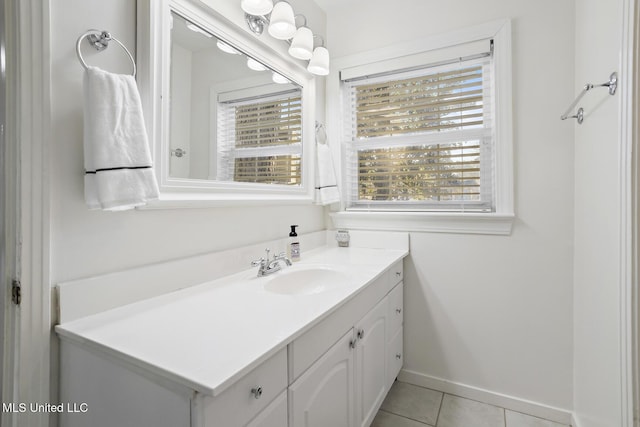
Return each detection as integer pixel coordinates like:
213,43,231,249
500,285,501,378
387,326,403,390
202,348,287,427
387,282,403,338
389,260,403,285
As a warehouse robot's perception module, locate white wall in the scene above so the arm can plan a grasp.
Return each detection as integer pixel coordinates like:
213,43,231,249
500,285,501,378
324,0,576,411
50,0,327,285
572,0,625,425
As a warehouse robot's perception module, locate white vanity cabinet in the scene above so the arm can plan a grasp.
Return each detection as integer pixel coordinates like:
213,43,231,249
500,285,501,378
57,246,407,427
288,262,404,427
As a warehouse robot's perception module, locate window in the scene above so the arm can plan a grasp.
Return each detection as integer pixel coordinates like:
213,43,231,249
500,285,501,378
217,91,302,185
330,21,513,234
343,47,493,212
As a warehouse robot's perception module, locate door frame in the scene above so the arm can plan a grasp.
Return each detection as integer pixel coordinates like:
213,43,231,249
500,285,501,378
620,0,639,425
2,1,52,427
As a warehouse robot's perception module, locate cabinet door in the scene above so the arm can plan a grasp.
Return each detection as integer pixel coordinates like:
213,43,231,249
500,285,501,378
387,282,403,338
387,326,403,390
355,298,387,427
289,329,355,427
246,391,287,427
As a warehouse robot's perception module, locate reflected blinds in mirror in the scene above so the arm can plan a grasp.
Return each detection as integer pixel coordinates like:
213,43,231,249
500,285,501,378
218,91,302,185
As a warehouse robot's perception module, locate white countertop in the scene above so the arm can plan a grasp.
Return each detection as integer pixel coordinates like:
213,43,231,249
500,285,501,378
55,246,407,397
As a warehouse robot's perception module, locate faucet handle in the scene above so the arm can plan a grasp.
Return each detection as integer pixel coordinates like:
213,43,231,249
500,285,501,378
251,248,271,267
274,252,292,266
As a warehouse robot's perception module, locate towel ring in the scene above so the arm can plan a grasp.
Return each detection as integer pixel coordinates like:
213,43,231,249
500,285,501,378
76,29,136,77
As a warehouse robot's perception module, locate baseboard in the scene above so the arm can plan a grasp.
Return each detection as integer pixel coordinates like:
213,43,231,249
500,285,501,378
398,369,573,426
571,413,580,427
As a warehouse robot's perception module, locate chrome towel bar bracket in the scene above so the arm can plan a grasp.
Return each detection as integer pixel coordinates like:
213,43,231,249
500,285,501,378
561,72,617,124
76,29,136,77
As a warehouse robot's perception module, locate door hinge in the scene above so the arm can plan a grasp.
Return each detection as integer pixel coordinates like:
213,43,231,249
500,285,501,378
11,279,21,305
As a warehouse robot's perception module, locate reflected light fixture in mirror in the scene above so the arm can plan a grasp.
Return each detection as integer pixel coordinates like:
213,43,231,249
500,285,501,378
186,22,212,38
247,57,268,71
217,40,241,54
272,72,290,84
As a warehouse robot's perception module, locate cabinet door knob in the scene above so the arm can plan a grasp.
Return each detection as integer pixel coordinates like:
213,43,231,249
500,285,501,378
349,339,356,349
396,308,402,314
396,353,402,360
251,387,263,399
357,329,365,340
395,271,401,277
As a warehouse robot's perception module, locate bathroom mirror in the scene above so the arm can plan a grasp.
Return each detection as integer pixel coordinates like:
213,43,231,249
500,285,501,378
137,0,316,207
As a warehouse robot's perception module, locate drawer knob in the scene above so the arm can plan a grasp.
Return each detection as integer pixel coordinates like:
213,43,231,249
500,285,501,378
251,387,263,399
396,308,402,314
396,353,402,360
395,272,401,277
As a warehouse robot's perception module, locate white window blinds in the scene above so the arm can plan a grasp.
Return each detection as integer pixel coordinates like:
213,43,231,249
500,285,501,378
343,50,494,212
218,90,302,185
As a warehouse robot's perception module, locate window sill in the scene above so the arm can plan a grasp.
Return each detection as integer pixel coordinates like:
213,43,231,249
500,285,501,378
329,211,514,235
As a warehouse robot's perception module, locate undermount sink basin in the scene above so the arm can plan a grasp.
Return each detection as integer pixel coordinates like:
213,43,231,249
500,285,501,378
264,266,350,295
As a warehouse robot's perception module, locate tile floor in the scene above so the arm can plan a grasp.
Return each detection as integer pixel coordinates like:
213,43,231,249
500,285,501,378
372,382,571,427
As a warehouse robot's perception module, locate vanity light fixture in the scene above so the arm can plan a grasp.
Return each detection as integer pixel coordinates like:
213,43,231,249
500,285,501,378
240,0,330,75
245,14,268,35
217,40,241,54
307,36,329,76
268,1,296,40
247,57,268,71
288,16,313,60
241,0,274,16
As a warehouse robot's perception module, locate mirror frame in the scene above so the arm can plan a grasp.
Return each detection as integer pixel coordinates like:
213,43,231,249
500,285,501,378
137,0,316,208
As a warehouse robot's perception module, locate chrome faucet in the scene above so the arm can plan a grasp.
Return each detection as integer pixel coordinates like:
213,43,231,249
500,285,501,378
251,248,292,277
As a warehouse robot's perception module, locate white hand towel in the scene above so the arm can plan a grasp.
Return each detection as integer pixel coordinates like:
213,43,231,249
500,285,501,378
315,142,341,206
83,66,159,211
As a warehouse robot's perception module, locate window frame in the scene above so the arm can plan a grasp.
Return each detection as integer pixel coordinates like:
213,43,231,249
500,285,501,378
344,56,494,212
327,19,514,235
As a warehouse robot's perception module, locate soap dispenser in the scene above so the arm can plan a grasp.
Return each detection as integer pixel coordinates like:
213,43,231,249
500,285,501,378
287,225,300,262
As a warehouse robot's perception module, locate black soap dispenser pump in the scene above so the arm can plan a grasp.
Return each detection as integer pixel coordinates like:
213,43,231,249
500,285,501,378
287,225,300,262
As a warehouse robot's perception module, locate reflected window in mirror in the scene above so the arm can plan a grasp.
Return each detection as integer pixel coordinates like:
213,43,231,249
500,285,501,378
218,91,301,185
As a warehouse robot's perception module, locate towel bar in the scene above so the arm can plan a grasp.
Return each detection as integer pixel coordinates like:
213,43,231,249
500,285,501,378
76,29,136,77
560,72,617,124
